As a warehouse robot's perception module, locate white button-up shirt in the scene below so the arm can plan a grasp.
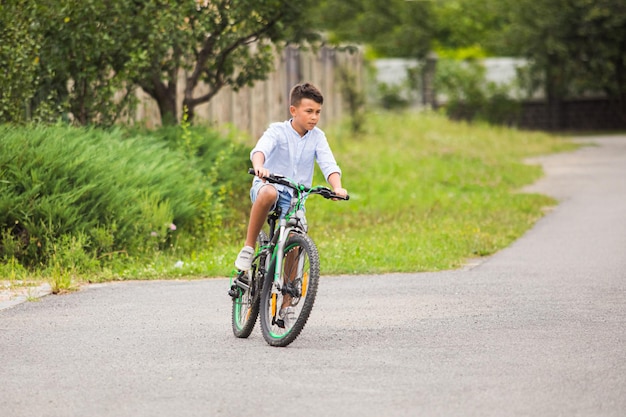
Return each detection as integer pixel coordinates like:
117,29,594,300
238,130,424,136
250,120,341,192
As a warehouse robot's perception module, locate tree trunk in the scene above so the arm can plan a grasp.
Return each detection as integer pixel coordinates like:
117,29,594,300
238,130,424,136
182,84,221,125
140,72,178,126
156,94,177,126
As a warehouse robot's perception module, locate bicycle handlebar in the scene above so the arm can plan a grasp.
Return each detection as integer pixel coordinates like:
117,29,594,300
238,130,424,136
248,168,349,201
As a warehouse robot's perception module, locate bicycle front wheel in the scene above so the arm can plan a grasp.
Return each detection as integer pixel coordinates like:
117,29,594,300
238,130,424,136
231,232,267,338
260,233,320,347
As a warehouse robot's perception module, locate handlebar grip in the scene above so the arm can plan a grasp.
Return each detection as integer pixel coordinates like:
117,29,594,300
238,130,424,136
247,169,349,200
322,188,349,200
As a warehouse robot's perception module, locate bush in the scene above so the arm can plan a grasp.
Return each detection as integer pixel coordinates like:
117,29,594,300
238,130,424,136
0,123,250,270
435,59,521,125
337,65,367,134
377,82,410,110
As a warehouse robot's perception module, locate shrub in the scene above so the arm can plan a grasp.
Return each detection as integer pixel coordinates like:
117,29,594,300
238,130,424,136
377,82,410,110
0,123,249,269
435,59,521,125
337,65,367,134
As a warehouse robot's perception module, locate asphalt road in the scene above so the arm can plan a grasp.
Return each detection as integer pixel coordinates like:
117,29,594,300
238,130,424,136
1,135,625,417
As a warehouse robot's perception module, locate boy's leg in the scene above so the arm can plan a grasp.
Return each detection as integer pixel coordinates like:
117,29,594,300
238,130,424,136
278,248,299,326
245,184,277,247
280,249,299,306
235,184,277,270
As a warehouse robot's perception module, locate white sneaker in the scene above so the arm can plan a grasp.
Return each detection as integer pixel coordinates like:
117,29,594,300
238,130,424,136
234,246,254,270
279,306,296,328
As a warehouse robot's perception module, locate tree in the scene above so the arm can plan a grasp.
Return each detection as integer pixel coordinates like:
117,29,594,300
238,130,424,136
502,0,626,127
430,0,514,58
0,2,41,123
2,0,319,126
0,0,144,126
124,0,319,125
315,0,626,128
313,0,434,59
33,0,139,126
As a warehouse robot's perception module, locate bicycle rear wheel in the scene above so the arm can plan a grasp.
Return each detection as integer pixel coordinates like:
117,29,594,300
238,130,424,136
231,232,268,338
259,233,320,347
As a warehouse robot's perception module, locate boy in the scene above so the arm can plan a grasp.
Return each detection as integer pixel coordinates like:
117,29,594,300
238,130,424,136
234,83,348,271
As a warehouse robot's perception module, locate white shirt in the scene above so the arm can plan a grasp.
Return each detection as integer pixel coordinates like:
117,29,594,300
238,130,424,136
250,120,341,192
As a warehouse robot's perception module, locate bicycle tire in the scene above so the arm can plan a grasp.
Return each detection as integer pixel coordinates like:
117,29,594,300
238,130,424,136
231,231,268,338
259,233,320,347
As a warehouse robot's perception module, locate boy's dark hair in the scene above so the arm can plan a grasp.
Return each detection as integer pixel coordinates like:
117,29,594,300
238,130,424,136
290,83,324,107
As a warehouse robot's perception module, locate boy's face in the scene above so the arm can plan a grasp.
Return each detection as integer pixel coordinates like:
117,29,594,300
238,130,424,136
290,98,322,136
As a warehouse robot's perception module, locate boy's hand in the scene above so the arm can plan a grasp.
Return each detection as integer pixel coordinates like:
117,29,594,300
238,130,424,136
251,152,268,181
253,166,270,181
327,172,346,199
332,187,348,200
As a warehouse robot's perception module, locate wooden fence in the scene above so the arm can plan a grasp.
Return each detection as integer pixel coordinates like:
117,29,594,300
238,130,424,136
133,45,364,141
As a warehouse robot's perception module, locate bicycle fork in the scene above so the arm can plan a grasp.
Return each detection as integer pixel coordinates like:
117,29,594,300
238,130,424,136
269,220,288,323
270,221,307,328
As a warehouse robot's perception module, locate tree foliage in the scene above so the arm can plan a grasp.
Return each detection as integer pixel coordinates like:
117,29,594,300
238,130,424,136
434,0,626,111
316,0,626,121
124,0,320,124
495,0,626,126
431,0,508,55
3,0,625,126
35,0,140,126
313,0,434,59
503,0,626,93
0,0,319,126
0,2,41,123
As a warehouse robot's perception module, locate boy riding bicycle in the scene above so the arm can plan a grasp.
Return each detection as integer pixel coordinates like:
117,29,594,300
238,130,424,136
234,83,348,323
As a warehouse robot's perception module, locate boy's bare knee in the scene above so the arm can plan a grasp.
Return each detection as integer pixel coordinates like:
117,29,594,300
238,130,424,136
254,186,278,207
257,185,277,202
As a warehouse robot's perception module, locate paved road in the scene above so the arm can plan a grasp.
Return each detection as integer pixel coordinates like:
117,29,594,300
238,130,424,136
1,136,625,417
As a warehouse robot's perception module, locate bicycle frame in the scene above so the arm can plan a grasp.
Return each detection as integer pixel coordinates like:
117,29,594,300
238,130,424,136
263,185,312,291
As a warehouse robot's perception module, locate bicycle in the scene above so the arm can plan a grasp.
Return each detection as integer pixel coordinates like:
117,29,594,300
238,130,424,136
229,168,349,347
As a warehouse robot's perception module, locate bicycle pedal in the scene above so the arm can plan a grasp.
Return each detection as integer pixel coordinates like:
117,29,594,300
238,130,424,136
228,285,240,299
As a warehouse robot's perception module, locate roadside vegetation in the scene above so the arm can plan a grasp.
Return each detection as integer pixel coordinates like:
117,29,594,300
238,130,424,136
0,111,576,292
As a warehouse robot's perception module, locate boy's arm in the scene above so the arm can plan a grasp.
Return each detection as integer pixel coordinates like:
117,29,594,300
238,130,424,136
327,172,348,198
251,151,270,180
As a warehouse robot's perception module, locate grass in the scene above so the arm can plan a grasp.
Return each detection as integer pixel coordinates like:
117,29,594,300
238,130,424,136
303,110,577,274
1,110,578,285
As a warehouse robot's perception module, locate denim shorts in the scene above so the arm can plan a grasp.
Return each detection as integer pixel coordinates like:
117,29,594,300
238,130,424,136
250,181,292,218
